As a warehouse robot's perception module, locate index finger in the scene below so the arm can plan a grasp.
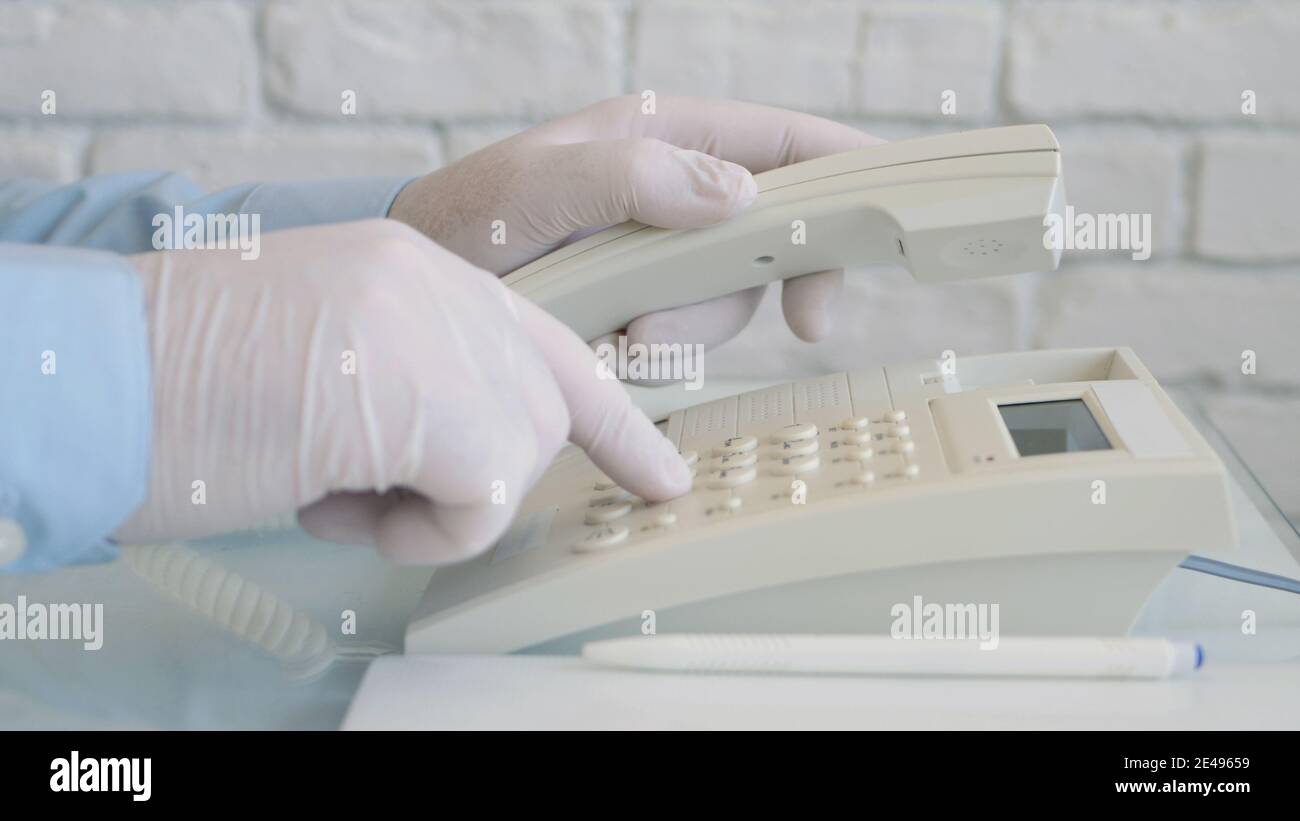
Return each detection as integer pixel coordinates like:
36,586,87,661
514,296,693,503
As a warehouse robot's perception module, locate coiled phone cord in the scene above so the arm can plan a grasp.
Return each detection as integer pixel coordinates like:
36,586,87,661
121,543,394,680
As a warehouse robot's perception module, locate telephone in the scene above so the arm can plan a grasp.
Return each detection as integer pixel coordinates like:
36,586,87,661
403,127,1234,655
405,347,1236,654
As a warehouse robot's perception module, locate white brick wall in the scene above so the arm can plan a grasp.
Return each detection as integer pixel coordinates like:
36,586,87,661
0,1,255,119
633,1,861,114
1006,0,1300,123
1196,136,1300,262
90,129,443,190
2,0,1298,512
264,0,624,120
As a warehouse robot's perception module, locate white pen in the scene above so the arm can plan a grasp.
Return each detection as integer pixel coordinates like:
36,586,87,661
582,635,1204,680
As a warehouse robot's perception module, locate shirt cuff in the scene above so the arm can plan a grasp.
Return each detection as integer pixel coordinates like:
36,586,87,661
240,177,417,234
0,244,152,573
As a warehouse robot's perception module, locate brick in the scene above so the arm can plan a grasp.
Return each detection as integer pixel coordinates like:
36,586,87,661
0,1,254,119
1036,265,1300,388
632,0,859,114
1007,1,1300,122
705,266,1024,380
263,0,622,120
0,131,81,181
1055,132,1184,257
90,129,442,191
858,2,1001,120
1195,136,1300,263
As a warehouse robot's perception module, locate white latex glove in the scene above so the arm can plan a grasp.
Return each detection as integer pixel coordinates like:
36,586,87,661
389,95,883,349
114,220,691,564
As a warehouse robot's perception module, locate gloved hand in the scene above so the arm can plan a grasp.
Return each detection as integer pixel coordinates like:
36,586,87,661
114,220,692,564
389,95,883,349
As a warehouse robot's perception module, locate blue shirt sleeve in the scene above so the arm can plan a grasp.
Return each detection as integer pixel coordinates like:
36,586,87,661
0,173,415,572
0,173,414,252
0,244,151,572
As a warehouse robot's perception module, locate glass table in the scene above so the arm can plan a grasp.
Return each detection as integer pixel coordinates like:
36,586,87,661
1,386,1297,729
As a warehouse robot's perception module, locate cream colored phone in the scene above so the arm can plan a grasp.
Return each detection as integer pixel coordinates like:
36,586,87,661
407,350,1235,655
406,128,1234,655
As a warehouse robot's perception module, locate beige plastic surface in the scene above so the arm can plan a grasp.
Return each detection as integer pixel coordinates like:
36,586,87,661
407,348,1237,654
506,125,1065,340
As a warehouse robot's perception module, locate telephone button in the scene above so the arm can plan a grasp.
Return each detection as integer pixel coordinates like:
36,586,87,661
593,476,619,491
715,450,758,469
883,410,907,423
771,454,820,475
713,435,758,456
572,525,630,553
771,423,817,444
707,465,757,489
775,438,818,457
680,450,700,467
585,501,632,524
841,430,874,446
839,416,871,431
590,489,634,505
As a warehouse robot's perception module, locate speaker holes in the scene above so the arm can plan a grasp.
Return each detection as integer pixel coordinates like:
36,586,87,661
753,255,774,265
961,238,1004,257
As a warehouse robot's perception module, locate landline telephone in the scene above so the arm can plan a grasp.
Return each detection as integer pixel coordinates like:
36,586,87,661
406,347,1236,654
108,125,1242,672
404,125,1237,654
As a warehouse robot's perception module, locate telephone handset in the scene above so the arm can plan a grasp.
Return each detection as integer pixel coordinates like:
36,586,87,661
506,124,1065,341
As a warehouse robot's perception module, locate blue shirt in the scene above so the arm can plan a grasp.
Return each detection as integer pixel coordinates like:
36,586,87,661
0,173,413,572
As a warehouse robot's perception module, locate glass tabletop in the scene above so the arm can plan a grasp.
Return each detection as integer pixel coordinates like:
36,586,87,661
2,382,1297,730
1170,387,1300,566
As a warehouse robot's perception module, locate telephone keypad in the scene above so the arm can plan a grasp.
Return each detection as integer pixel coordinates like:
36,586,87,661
568,372,926,555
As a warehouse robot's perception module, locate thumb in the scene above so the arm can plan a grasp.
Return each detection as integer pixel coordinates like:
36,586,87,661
538,138,757,233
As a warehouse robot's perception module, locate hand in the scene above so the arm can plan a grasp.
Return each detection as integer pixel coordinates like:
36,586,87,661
389,95,882,349
115,220,692,564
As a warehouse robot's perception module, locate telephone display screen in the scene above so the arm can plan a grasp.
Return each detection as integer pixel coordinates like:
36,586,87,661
998,399,1111,457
